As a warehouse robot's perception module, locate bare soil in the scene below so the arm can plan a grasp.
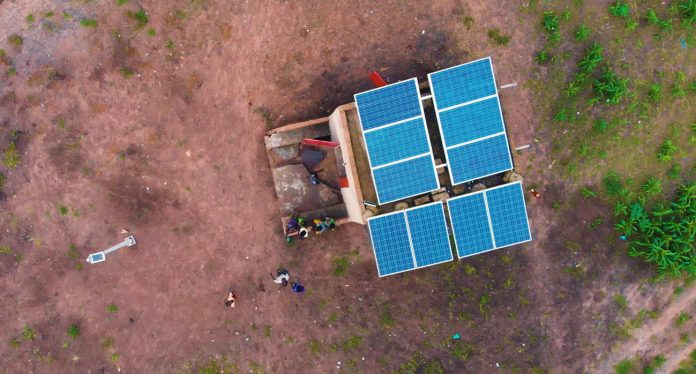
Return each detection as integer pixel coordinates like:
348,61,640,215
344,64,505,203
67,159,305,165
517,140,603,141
0,1,693,373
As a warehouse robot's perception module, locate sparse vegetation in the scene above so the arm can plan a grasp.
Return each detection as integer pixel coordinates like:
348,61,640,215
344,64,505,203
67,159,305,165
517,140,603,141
332,257,349,276
80,18,98,28
67,324,80,339
106,304,118,313
120,67,135,78
574,24,590,41
127,9,149,29
4,142,20,168
487,28,511,46
21,325,36,340
676,312,692,327
7,34,23,49
608,1,630,18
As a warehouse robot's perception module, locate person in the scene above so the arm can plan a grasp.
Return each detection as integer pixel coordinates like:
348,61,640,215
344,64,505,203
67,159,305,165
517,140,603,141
286,218,300,235
291,279,304,293
313,218,328,235
298,226,310,239
324,216,336,231
225,288,237,308
271,268,290,286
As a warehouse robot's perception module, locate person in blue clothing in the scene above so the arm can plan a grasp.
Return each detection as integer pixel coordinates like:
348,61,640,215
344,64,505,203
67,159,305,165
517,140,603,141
291,279,304,293
313,218,328,235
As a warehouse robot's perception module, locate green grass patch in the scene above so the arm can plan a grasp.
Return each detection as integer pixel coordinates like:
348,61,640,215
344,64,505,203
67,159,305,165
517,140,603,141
676,312,692,327
119,67,135,78
67,324,80,339
487,28,510,46
7,34,23,49
341,335,362,352
21,325,36,340
4,142,20,168
332,257,349,276
80,18,98,28
127,9,149,29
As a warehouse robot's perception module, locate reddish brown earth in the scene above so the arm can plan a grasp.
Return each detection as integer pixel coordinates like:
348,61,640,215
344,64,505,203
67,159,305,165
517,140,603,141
1,1,692,373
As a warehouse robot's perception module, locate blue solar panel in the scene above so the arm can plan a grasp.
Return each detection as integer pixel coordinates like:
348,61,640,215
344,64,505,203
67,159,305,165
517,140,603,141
406,202,453,268
364,118,430,167
447,193,495,258
355,79,422,130
438,96,505,147
368,212,415,276
448,134,512,185
429,58,496,109
486,182,531,248
372,155,439,204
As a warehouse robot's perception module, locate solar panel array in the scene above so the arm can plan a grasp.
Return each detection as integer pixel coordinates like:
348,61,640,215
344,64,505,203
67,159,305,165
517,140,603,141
355,79,439,204
367,202,453,277
447,182,531,258
428,57,513,185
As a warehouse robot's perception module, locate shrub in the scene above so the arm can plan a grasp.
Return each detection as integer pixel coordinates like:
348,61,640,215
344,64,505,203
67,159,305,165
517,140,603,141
678,0,696,26
67,324,80,339
7,34,23,49
593,68,628,104
614,182,696,276
4,142,20,168
609,1,630,18
21,325,36,340
574,24,590,41
534,49,550,64
648,83,662,102
487,28,510,46
642,177,662,195
127,9,149,29
657,140,677,162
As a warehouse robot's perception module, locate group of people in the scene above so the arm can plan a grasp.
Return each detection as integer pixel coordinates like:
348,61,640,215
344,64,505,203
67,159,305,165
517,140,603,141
225,268,304,308
287,215,336,240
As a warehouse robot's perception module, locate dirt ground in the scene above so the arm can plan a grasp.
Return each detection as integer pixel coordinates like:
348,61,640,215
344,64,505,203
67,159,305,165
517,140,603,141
1,0,694,373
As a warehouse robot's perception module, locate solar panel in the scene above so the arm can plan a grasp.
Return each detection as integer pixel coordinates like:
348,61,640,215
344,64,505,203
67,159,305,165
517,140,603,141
355,79,424,130
438,96,505,147
447,192,495,257
406,202,453,268
355,79,440,204
428,58,496,109
372,155,439,204
428,57,514,186
367,212,415,276
367,201,454,277
485,182,532,248
447,134,513,185
446,181,531,259
363,117,430,167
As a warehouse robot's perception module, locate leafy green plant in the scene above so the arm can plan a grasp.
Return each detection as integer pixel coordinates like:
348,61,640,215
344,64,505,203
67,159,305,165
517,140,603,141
608,1,630,18
677,0,696,26
625,19,638,31
648,83,662,102
67,324,80,339
668,164,682,180
676,312,692,326
615,182,696,276
593,119,608,133
106,304,118,313
657,140,678,162
127,9,149,29
26,14,35,23
21,325,36,340
581,187,597,198
487,28,510,46
574,24,591,41
541,11,561,44
579,43,603,74
4,142,20,168
614,359,634,374
534,49,550,64
643,177,662,195
80,18,98,27
9,337,20,348
593,67,628,104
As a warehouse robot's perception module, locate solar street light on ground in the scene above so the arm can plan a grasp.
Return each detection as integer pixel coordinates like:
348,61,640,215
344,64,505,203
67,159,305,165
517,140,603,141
86,236,137,264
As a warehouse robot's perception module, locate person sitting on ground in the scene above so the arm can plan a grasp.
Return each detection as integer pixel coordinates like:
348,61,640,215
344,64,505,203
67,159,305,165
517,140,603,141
225,288,237,308
324,216,336,231
291,279,305,293
313,218,328,235
298,225,310,239
270,268,290,286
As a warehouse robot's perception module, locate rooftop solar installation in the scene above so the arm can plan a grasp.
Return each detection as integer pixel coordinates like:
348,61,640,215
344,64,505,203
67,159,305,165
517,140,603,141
428,57,514,185
355,79,439,204
446,181,531,258
368,202,454,277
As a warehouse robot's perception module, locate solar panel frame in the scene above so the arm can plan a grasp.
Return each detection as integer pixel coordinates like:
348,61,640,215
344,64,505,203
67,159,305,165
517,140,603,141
354,78,441,205
446,191,496,258
427,57,515,186
445,181,532,259
446,133,514,185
